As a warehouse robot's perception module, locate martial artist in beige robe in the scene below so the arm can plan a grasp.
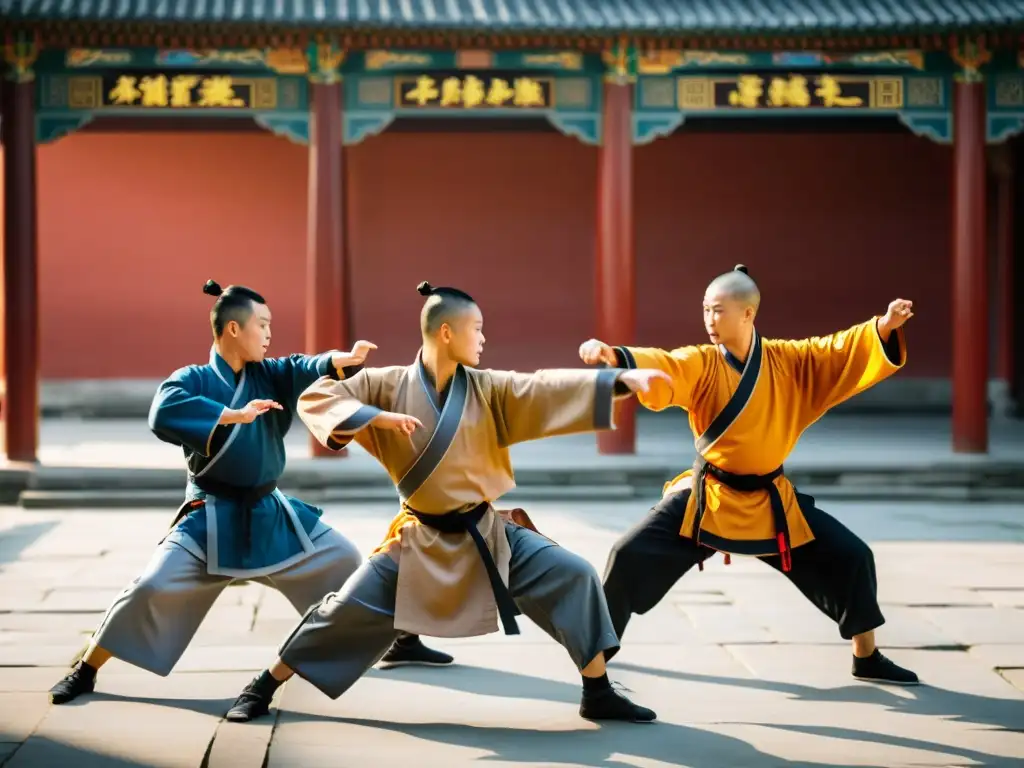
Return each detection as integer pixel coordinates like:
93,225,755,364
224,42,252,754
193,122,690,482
224,281,664,724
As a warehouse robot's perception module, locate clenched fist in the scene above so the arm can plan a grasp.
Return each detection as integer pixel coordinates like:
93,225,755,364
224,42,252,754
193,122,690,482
579,339,618,367
371,411,424,436
877,299,914,340
618,369,672,394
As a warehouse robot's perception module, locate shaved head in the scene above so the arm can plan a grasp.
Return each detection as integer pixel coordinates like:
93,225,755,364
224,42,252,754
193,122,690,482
705,264,760,310
418,281,478,336
417,281,486,367
702,264,759,350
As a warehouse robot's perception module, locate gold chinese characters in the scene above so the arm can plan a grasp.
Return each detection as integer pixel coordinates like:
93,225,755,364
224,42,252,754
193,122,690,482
726,74,866,109
106,74,247,107
402,75,548,108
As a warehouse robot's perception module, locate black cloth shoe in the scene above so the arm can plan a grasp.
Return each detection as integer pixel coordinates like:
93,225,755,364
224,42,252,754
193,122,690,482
852,650,919,685
225,677,275,722
579,687,657,722
378,636,454,669
49,664,96,704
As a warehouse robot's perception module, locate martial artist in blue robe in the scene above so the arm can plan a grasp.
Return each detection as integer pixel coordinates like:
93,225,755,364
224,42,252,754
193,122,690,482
49,281,451,705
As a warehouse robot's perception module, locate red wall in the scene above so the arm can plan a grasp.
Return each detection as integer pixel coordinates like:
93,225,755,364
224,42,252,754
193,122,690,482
635,131,952,373
3,126,952,379
32,132,309,378
0,149,4,377
345,131,597,370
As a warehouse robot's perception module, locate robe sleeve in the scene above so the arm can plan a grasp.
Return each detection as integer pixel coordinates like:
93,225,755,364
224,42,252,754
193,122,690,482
784,317,906,418
488,368,622,447
297,369,384,452
261,353,363,406
147,367,227,457
610,344,705,412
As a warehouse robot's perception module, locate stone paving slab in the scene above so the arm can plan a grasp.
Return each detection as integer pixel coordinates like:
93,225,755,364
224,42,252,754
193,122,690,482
968,644,1024,669
0,612,105,634
0,694,51,742
918,606,1024,646
973,589,1024,608
999,668,1024,695
0,667,80,693
0,644,85,668
2,501,1024,767
205,718,275,768
4,672,247,768
35,589,121,614
173,645,280,674
0,631,91,648
0,593,49,613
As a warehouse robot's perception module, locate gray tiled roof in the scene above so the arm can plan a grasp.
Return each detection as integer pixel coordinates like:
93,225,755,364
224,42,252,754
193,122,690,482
3,0,1022,33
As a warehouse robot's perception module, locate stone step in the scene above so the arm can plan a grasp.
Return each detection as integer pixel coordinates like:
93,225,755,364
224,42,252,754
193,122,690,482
17,484,643,509
14,463,1024,491
18,482,1024,510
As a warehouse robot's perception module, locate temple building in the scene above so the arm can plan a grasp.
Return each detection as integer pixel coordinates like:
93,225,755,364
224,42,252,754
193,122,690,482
1,2,1021,459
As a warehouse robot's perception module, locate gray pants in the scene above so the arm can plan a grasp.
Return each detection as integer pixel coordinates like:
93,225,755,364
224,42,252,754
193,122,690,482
280,522,621,699
92,529,362,676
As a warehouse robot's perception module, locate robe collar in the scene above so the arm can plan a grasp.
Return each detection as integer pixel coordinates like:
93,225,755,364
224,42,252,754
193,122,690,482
718,326,758,376
209,346,242,389
414,348,458,414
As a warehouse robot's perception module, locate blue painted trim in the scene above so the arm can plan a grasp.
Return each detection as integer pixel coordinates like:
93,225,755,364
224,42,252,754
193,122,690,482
36,114,94,144
253,113,310,145
988,115,1024,144
344,112,396,145
633,114,685,145
545,112,600,145
898,113,952,144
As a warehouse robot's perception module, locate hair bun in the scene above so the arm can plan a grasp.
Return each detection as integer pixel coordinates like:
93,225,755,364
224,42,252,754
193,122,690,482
733,264,749,275
416,281,434,296
203,279,223,297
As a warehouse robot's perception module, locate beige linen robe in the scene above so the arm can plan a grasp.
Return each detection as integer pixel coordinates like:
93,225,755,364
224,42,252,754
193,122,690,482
298,353,623,637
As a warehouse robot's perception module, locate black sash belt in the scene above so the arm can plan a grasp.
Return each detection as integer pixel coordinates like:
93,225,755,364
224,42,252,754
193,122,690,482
692,457,792,572
406,502,521,636
190,477,277,566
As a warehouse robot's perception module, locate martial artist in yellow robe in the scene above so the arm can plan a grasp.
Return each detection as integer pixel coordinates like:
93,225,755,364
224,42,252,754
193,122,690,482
587,265,919,686
225,281,669,724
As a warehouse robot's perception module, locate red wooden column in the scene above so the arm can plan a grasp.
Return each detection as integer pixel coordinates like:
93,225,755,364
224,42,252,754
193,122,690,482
305,44,349,458
1,39,41,463
596,53,636,455
951,45,989,453
1012,157,1024,417
991,148,1015,387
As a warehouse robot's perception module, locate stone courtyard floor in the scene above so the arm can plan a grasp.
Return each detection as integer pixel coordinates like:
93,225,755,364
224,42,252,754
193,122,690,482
1,498,1023,767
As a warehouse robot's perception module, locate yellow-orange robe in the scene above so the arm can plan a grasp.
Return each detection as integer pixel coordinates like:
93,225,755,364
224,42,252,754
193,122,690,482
297,355,624,637
614,318,906,562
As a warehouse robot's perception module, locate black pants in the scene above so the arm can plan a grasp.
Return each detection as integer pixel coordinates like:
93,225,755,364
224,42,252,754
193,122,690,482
602,489,885,660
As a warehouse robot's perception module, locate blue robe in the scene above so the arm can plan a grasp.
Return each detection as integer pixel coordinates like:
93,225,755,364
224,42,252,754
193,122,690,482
149,347,361,578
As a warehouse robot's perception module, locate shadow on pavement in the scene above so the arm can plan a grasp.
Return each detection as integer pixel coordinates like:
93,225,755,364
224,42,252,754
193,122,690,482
275,664,953,767
734,722,1022,768
344,662,1020,767
18,662,1019,767
611,661,1024,732
0,736,157,768
281,712,867,768
0,521,59,567
72,691,230,717
364,663,581,703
